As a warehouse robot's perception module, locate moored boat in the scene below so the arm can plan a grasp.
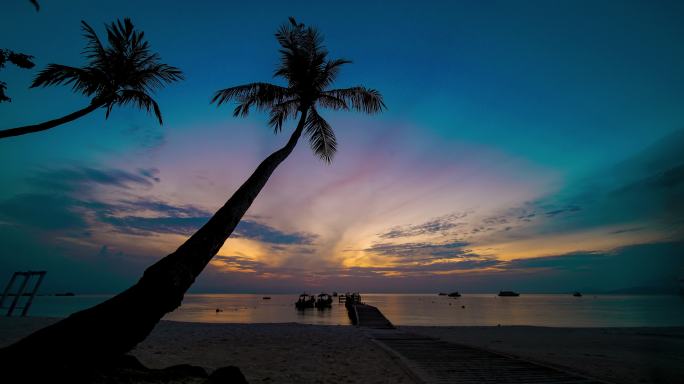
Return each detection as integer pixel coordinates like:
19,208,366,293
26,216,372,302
295,293,315,309
498,290,520,297
572,292,582,297
315,293,333,308
448,292,461,297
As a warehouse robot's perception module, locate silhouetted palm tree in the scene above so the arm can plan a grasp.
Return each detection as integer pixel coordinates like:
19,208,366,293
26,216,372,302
0,18,182,140
212,17,384,162
0,18,383,377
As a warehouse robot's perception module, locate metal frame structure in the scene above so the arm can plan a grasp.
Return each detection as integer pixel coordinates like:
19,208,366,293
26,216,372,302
0,271,46,316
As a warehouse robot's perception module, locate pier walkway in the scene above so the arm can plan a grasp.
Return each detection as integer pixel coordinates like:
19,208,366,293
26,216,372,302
368,330,604,384
349,303,394,329
346,297,605,383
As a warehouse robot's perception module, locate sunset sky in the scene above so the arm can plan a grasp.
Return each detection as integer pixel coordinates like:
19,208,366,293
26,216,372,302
1,0,683,293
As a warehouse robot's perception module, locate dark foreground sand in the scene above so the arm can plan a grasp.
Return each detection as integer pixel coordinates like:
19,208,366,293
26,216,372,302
1,318,683,383
404,326,684,384
0,317,412,383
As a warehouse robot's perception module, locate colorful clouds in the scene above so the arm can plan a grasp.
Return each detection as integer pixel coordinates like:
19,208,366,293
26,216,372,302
1,0,683,293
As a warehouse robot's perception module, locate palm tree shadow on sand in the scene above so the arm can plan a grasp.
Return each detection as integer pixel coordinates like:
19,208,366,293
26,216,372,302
0,17,385,382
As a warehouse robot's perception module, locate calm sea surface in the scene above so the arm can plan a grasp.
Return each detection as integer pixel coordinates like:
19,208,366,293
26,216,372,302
22,293,684,327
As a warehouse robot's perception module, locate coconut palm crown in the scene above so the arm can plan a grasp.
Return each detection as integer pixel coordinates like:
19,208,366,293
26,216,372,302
212,17,385,162
32,18,182,124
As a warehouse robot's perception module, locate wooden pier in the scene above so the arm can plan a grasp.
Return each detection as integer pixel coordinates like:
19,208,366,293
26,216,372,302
343,292,394,329
349,303,394,329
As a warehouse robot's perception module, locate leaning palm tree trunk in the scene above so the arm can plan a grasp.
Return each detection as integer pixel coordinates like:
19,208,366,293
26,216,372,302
0,101,105,139
0,108,309,369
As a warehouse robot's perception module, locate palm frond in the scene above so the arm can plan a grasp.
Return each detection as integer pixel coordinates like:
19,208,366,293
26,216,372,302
1,50,35,103
273,17,329,92
305,107,337,163
268,99,300,132
317,94,348,111
80,21,107,62
116,89,163,124
232,97,255,118
0,81,10,103
7,52,35,69
106,19,135,57
316,58,351,90
275,17,305,52
30,64,98,95
301,27,327,65
128,64,184,93
322,87,385,114
212,82,292,118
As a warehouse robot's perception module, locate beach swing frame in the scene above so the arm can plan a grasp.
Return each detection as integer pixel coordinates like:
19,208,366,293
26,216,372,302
0,271,46,317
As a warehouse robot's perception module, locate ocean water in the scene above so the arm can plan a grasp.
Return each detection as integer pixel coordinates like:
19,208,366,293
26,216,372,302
19,293,684,327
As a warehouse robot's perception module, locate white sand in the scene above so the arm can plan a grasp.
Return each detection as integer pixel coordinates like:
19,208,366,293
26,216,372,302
404,326,684,384
0,317,413,384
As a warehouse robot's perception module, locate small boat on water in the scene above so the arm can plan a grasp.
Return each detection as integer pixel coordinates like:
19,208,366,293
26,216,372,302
572,292,582,297
438,292,447,296
262,296,272,300
498,291,520,297
295,293,315,309
315,293,333,309
448,292,461,297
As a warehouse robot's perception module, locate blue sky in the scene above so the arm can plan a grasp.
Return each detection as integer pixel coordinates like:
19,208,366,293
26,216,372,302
0,0,683,293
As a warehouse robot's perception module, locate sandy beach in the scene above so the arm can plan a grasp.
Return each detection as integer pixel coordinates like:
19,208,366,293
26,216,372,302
0,317,413,383
2,318,683,383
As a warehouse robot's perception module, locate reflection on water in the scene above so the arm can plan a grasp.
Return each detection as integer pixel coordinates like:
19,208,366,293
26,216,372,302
163,294,350,325
364,294,684,327
24,293,684,327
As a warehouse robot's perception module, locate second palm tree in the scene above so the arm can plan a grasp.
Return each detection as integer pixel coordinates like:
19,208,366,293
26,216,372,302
0,18,182,140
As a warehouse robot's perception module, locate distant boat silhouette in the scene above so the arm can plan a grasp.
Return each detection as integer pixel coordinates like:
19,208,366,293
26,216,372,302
315,293,333,309
448,292,461,297
295,293,315,309
572,292,582,297
498,291,520,297
438,292,447,296
262,296,271,300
